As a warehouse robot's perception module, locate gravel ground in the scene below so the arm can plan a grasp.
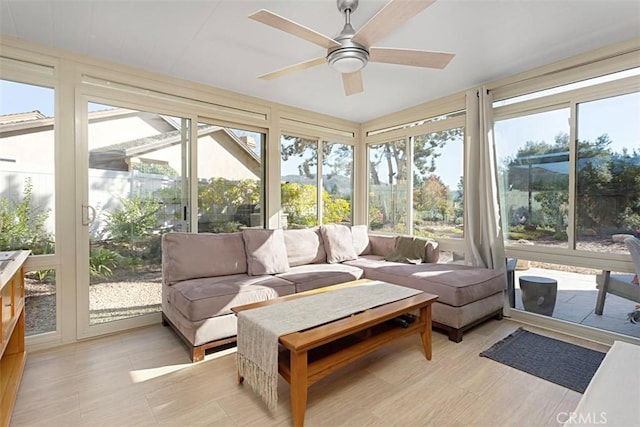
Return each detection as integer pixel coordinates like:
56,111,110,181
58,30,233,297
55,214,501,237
25,267,162,335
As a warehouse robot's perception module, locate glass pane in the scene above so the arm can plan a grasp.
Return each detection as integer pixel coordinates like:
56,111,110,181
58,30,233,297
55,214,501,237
197,124,264,232
88,103,190,325
281,135,318,228
368,140,408,233
576,92,640,254
25,268,56,336
0,80,55,254
512,260,639,338
322,142,353,225
495,109,571,248
412,127,464,239
494,67,640,107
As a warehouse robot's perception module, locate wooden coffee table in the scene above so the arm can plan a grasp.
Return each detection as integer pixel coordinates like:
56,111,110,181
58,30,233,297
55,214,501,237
231,279,438,427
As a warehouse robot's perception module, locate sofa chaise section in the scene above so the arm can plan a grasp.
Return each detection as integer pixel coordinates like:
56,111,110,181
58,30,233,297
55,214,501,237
345,234,505,342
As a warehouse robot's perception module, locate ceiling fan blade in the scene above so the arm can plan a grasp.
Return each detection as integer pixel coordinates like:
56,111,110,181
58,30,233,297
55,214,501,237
353,0,436,47
342,71,364,96
249,9,340,50
258,57,327,80
369,47,455,69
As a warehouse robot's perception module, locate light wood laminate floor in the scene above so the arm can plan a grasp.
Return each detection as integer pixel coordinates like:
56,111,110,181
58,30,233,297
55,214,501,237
11,319,609,426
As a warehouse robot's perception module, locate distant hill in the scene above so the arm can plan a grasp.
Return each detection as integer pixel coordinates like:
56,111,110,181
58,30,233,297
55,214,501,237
282,174,352,196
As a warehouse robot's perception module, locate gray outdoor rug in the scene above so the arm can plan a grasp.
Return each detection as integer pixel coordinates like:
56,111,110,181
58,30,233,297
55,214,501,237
480,327,606,393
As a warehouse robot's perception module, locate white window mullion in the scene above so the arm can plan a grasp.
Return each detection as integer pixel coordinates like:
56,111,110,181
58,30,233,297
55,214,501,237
317,141,324,225
568,102,578,249
407,136,414,235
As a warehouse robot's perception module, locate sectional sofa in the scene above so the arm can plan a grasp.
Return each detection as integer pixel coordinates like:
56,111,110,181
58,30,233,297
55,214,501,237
161,224,506,362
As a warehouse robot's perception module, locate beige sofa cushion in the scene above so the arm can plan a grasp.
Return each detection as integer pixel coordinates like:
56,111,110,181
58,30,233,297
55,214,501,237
242,228,290,276
167,274,295,321
283,228,327,266
321,224,357,263
351,224,371,255
345,259,505,307
162,232,247,286
276,264,364,293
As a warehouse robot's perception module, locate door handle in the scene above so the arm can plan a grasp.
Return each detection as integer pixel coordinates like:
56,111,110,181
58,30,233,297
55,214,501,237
82,205,96,226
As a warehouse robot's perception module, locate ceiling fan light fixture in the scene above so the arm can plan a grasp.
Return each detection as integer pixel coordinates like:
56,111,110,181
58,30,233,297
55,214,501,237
327,47,368,73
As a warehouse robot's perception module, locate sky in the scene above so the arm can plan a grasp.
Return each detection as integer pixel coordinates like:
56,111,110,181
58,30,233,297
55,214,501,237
2,75,638,190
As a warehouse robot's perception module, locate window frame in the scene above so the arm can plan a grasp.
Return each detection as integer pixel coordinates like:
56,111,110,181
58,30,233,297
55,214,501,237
493,72,640,273
365,114,466,237
280,130,355,227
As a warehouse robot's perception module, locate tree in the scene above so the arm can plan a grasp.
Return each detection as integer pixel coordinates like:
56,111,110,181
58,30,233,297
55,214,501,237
198,178,260,216
454,176,464,223
281,182,317,227
504,132,640,234
414,175,452,222
281,137,353,180
323,192,351,224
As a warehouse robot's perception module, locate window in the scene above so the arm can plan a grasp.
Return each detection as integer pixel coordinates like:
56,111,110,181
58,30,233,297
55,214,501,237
412,127,464,239
281,134,318,228
368,139,408,233
1,79,57,336
495,108,571,248
575,92,640,252
0,80,55,254
281,135,354,228
322,142,353,225
197,124,265,232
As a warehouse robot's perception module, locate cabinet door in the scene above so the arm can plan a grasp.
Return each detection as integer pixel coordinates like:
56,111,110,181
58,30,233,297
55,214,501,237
1,281,12,346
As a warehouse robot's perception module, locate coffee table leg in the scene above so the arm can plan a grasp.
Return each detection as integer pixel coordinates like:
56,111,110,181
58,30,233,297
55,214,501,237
419,304,432,360
290,350,308,427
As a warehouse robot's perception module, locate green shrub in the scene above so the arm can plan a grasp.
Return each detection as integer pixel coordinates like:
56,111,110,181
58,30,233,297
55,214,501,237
103,195,161,243
0,178,53,254
89,247,118,277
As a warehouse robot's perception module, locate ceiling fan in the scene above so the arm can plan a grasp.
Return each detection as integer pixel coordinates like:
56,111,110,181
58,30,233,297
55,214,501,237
249,0,455,96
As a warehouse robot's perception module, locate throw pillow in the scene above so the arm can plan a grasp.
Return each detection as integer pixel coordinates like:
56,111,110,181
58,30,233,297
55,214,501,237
321,224,358,264
242,228,289,276
351,224,370,255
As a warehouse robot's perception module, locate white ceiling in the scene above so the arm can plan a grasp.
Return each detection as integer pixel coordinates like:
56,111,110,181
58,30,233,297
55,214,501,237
1,0,639,123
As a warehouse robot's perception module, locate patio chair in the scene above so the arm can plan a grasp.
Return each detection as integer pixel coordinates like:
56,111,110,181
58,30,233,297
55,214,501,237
595,236,640,315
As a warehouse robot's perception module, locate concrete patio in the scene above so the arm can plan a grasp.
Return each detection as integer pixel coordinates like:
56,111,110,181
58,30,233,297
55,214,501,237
513,267,640,338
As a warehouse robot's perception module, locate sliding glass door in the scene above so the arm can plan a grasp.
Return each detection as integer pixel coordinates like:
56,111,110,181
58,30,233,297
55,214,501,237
78,101,190,337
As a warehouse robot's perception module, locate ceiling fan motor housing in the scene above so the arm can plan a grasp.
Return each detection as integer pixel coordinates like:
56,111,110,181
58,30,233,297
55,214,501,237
328,0,368,73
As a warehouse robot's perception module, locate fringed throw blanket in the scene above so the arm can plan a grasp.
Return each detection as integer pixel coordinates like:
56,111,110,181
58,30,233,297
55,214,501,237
236,281,421,411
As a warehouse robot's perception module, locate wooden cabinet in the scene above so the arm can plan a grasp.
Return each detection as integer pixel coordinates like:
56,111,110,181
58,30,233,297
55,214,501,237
0,250,29,427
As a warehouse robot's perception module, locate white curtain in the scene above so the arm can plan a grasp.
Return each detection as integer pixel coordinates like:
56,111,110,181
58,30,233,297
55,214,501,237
464,87,505,269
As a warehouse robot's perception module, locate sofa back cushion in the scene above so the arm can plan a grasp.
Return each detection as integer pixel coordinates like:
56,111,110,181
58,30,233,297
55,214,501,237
321,224,358,263
162,232,247,286
283,228,327,266
351,224,371,255
242,228,290,276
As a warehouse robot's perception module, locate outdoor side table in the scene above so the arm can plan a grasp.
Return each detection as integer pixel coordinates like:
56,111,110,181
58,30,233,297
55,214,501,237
519,275,558,316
